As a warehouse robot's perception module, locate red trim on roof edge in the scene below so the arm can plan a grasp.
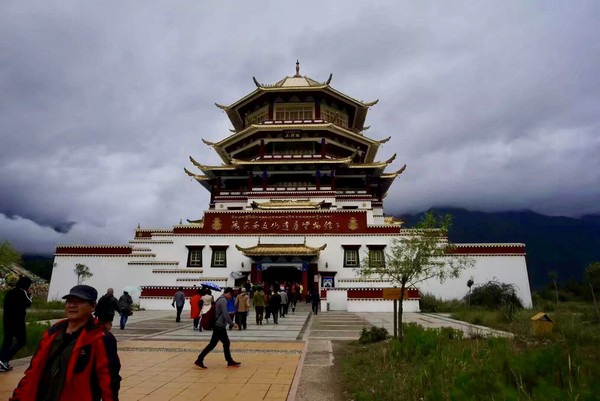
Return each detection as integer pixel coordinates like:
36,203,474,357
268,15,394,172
55,246,133,255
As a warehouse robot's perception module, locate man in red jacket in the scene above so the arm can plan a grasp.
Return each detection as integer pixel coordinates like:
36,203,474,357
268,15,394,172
10,284,121,401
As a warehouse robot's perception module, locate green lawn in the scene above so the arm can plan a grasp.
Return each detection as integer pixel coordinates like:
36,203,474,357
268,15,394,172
340,304,600,401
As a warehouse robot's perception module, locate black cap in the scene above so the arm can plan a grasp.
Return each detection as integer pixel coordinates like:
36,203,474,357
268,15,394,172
62,285,98,302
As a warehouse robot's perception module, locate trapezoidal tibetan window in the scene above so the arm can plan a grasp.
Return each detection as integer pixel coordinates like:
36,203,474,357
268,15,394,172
210,245,229,268
342,245,361,268
367,245,386,268
185,245,204,267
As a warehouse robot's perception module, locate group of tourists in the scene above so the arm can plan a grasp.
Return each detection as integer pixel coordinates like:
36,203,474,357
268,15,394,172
188,281,320,327
1,276,324,399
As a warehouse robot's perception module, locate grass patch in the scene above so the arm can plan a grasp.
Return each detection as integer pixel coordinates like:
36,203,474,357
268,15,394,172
340,322,600,400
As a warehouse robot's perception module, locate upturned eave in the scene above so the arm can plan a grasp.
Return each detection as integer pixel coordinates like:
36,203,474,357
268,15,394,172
235,242,327,257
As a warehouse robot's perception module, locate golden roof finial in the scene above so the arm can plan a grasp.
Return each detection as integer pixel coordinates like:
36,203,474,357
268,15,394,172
294,60,301,77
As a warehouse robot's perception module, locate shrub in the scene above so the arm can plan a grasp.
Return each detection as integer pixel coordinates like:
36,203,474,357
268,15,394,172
466,280,523,320
359,326,389,344
419,292,464,313
419,292,441,312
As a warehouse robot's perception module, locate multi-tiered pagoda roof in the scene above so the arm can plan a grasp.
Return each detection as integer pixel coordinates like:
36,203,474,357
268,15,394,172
184,62,405,213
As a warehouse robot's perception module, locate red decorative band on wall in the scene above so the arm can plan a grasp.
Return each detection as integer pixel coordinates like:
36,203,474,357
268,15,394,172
55,246,133,255
346,288,419,299
141,286,202,297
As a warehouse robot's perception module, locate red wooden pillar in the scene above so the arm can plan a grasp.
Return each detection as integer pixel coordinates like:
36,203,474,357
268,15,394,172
302,269,308,301
251,263,261,284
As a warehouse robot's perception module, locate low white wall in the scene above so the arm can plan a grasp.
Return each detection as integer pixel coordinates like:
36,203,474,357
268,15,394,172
320,289,420,312
326,289,348,310
346,299,419,313
141,297,188,311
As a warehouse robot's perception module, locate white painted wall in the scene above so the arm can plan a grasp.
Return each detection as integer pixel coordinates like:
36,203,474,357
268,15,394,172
49,231,532,310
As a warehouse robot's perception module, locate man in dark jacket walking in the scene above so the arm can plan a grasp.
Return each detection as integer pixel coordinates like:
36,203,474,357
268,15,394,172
172,287,186,322
118,291,133,330
311,288,321,315
269,290,282,324
1,276,33,372
194,287,241,369
94,288,121,330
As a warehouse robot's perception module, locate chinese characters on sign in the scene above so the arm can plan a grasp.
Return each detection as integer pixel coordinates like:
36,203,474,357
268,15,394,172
230,215,340,233
205,212,365,234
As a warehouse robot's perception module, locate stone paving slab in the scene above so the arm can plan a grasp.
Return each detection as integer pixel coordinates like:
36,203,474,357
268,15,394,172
0,340,303,401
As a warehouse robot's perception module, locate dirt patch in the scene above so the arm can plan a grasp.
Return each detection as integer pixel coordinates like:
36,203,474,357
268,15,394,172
331,340,354,401
295,340,352,401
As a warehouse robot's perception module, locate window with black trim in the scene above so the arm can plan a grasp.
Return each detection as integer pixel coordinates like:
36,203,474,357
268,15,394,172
367,245,386,268
186,246,204,267
342,245,361,268
210,245,229,268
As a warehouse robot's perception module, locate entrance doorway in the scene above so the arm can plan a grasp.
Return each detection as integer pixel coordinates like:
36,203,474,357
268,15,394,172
262,266,302,287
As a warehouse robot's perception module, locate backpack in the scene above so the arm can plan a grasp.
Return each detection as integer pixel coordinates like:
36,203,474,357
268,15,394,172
201,301,217,330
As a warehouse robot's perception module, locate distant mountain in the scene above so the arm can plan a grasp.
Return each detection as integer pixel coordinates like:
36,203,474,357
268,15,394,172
21,255,54,281
400,208,600,290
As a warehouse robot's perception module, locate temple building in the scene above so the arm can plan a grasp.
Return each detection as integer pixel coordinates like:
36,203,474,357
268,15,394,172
48,63,532,311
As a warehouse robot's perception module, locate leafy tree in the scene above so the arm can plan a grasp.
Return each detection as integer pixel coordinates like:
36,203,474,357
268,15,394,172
465,280,523,320
74,263,93,284
586,262,600,323
0,240,22,269
359,212,474,340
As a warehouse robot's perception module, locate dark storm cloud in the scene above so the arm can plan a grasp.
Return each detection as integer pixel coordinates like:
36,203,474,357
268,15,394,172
1,1,599,254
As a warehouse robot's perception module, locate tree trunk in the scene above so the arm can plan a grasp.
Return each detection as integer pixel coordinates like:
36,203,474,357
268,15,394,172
468,288,471,308
399,284,406,341
590,282,600,323
553,280,559,308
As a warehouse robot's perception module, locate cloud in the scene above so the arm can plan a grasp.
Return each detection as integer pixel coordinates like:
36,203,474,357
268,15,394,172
1,1,599,254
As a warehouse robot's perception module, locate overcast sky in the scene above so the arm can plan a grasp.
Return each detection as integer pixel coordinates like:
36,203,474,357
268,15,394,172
1,1,599,255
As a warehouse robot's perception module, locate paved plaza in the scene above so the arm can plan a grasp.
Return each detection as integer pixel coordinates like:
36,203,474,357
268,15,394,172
0,303,509,400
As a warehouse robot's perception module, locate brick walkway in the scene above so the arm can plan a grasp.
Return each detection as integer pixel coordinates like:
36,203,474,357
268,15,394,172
0,305,509,400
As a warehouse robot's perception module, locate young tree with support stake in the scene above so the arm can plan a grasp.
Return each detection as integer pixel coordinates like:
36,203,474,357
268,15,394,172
359,212,474,340
74,263,93,284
